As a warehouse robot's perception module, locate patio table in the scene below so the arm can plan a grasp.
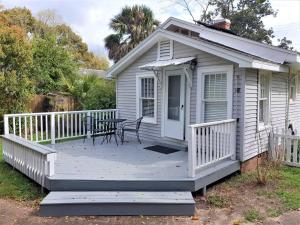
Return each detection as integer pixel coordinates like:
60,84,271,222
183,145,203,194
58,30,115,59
97,118,126,145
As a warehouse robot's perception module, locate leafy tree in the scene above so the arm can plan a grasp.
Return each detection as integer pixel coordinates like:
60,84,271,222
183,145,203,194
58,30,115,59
32,35,78,94
173,0,292,46
105,5,160,62
1,7,35,33
277,37,294,50
62,74,115,110
0,16,33,131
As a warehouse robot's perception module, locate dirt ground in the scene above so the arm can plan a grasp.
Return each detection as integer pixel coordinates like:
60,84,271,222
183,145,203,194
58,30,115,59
1,197,299,225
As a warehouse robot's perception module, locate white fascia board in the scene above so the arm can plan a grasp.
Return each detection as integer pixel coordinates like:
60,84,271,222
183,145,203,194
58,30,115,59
162,17,299,64
251,60,289,73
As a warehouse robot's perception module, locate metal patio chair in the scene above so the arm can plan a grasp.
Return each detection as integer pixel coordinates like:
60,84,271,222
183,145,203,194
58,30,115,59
120,116,143,144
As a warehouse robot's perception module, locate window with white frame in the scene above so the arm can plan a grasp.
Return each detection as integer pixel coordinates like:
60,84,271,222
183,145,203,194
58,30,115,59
289,74,297,102
136,75,157,123
258,71,270,128
203,72,228,122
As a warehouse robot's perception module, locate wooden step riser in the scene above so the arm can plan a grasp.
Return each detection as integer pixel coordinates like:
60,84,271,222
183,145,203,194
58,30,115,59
47,179,194,191
39,203,195,216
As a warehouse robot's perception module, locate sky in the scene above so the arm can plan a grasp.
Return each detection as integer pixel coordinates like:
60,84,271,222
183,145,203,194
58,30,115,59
1,0,300,59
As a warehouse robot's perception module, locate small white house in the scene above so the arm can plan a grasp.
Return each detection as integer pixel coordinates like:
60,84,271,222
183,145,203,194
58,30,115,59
2,17,300,216
107,17,300,165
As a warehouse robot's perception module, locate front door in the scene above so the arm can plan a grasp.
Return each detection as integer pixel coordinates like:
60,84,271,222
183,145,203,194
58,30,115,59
164,70,185,140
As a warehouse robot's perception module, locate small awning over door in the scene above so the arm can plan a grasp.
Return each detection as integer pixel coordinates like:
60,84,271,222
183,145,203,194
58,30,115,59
139,57,196,71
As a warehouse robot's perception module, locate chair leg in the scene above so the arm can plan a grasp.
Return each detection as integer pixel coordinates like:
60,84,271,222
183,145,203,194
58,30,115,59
121,130,124,145
114,132,118,146
136,132,141,144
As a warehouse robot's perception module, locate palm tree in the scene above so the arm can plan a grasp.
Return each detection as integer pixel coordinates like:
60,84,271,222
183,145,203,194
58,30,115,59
104,5,160,63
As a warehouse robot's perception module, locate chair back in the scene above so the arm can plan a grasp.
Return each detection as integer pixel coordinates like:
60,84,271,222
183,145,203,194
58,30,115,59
136,116,143,131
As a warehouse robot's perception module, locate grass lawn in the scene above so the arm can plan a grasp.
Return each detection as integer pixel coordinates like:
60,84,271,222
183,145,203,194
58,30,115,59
206,164,300,223
0,138,44,204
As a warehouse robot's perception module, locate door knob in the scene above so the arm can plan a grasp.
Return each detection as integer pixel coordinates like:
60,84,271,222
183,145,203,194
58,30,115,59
181,105,184,109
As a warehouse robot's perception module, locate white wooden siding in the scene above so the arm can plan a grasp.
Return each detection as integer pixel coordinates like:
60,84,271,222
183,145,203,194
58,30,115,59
243,69,300,161
117,41,243,152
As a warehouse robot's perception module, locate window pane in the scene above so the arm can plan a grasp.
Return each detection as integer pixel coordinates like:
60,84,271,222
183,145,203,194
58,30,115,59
168,75,181,120
204,73,227,100
204,101,227,122
142,99,154,117
259,100,267,124
141,78,154,98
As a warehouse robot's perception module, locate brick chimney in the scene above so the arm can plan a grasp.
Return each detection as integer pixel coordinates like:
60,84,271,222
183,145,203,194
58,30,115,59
211,18,231,30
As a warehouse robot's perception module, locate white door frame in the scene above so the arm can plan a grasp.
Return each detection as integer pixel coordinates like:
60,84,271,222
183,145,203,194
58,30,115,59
161,68,190,141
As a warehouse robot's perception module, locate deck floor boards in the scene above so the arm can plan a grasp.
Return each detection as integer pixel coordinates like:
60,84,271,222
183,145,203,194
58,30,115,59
47,138,188,180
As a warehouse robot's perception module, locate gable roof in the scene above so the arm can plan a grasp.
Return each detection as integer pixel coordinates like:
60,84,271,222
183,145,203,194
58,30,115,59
161,17,300,64
107,17,300,77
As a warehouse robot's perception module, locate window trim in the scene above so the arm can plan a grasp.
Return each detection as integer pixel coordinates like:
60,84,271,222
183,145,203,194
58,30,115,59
289,74,298,104
196,65,233,123
257,70,271,131
136,72,157,124
157,39,173,60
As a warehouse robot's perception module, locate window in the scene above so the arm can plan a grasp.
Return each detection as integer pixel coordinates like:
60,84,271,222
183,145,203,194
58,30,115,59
157,40,173,60
203,73,228,122
196,65,233,123
258,71,270,129
289,74,297,103
136,74,157,123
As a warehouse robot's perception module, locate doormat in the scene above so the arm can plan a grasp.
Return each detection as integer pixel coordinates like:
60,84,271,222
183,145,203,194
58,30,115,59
144,145,180,154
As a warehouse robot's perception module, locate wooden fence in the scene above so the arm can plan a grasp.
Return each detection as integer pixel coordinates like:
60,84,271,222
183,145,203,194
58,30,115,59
270,129,300,167
188,119,236,177
3,109,118,144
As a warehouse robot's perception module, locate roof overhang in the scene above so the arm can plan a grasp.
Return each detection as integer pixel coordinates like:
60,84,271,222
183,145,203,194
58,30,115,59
161,17,300,65
139,57,196,71
106,28,289,77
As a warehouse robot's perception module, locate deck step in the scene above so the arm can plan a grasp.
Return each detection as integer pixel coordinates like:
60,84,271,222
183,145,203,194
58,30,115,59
39,191,195,216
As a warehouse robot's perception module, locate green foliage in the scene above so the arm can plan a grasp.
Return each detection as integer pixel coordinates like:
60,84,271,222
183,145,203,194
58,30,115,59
0,17,33,132
275,166,300,210
244,209,263,222
63,74,116,110
0,139,43,201
277,37,294,50
206,0,276,44
105,5,160,62
31,35,78,94
176,0,292,46
207,195,230,208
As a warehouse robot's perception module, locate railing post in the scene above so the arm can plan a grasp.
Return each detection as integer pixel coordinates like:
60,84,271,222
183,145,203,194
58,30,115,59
4,115,9,135
51,113,55,144
188,126,196,178
231,120,237,160
87,111,91,139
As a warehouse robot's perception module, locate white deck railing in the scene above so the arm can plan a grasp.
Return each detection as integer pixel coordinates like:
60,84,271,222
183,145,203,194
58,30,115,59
188,119,237,177
270,129,300,167
4,109,118,144
2,134,56,186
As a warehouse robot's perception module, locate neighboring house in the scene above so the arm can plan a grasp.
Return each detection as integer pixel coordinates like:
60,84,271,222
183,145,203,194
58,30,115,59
107,17,300,165
79,68,107,79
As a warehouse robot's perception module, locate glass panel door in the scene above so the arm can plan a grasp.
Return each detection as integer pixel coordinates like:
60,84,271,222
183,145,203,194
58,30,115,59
167,75,181,121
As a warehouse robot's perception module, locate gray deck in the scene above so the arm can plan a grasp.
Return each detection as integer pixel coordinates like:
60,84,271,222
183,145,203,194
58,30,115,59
48,138,188,180
45,137,240,191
